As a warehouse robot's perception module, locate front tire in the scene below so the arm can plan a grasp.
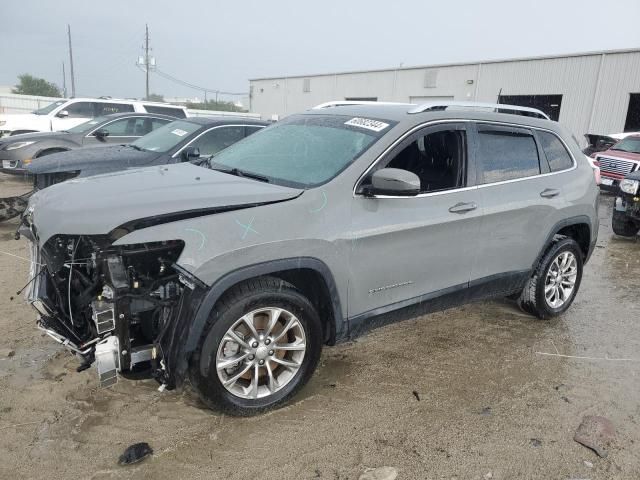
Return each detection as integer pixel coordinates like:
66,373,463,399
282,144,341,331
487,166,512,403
189,277,322,415
612,209,639,237
518,238,584,319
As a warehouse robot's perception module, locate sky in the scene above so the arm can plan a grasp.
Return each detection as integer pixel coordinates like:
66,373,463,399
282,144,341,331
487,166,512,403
1,0,639,102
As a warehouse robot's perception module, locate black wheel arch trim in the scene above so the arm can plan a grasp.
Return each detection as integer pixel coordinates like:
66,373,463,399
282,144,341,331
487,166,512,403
533,215,596,267
184,256,345,357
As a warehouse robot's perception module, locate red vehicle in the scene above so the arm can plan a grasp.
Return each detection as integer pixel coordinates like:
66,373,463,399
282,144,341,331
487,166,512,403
593,134,640,191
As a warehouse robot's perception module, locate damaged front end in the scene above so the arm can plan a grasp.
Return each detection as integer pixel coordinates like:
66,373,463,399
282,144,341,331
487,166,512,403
23,228,194,389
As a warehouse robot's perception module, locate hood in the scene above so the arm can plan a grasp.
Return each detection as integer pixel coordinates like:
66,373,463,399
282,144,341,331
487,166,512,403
0,131,72,149
583,134,617,154
596,148,640,162
0,113,50,131
26,144,156,174
28,162,303,245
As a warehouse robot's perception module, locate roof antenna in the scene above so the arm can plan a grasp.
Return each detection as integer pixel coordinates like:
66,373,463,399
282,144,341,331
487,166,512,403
497,87,502,104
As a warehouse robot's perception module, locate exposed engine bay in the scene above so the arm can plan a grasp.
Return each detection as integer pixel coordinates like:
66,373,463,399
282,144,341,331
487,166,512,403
25,233,186,388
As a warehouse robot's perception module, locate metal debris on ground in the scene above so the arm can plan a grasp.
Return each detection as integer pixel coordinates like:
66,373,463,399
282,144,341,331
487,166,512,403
359,466,398,480
530,438,542,447
118,442,153,465
574,416,616,458
412,390,420,401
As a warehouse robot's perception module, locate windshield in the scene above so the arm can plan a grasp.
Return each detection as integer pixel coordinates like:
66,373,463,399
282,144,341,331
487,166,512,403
32,100,67,115
65,116,111,134
210,114,392,188
130,120,201,153
611,137,640,154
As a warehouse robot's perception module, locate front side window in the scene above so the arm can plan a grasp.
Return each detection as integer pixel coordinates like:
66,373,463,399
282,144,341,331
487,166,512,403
477,127,540,183
210,114,393,188
95,103,135,115
98,117,167,137
33,100,67,115
383,128,466,193
191,126,245,156
131,120,201,152
64,102,95,118
538,131,574,171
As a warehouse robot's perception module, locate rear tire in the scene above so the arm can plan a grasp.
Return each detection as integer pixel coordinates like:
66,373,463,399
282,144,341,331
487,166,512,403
518,238,584,319
612,209,639,237
189,276,322,416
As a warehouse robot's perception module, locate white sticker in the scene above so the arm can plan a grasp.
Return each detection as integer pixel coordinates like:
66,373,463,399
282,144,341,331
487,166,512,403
171,128,188,136
344,117,389,132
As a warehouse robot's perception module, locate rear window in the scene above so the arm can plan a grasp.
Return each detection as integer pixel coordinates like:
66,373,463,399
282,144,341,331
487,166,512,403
143,105,186,118
538,131,574,171
477,127,540,183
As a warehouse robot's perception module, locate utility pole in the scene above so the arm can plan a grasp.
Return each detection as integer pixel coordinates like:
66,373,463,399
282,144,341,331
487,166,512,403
67,25,76,97
145,24,150,100
62,62,67,98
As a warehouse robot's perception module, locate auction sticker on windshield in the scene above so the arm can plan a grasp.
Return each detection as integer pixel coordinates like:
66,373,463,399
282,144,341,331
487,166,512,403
344,117,390,132
171,129,188,136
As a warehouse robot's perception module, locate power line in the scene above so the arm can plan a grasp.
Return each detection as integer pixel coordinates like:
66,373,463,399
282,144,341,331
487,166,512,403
154,68,247,96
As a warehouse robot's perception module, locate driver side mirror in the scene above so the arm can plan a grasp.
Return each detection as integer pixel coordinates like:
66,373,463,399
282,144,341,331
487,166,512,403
363,168,420,197
93,129,110,140
56,110,69,118
181,146,200,162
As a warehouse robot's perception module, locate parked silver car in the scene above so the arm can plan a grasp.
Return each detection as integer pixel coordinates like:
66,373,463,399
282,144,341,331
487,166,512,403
20,101,599,415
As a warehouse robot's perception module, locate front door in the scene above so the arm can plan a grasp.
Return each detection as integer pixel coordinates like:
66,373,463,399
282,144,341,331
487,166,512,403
348,123,482,318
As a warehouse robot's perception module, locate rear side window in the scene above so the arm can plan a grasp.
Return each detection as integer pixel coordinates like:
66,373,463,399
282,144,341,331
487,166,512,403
477,127,540,183
96,103,135,115
143,105,186,118
538,131,574,171
65,102,95,118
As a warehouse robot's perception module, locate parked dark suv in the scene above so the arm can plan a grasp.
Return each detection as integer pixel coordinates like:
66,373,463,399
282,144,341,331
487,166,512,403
21,101,599,415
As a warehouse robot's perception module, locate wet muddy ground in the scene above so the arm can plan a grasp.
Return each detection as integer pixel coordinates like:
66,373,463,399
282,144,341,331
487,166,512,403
0,173,639,479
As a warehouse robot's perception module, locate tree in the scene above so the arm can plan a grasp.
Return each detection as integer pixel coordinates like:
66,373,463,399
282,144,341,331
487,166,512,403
147,93,165,102
12,74,62,97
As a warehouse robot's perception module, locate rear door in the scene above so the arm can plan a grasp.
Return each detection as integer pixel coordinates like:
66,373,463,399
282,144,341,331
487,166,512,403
348,122,482,317
470,123,568,287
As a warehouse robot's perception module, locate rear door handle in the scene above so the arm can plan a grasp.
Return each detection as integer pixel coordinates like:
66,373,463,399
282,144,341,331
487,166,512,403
540,188,560,198
449,202,478,214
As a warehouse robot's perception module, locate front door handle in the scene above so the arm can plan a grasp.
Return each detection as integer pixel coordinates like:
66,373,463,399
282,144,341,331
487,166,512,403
449,202,478,214
540,188,560,198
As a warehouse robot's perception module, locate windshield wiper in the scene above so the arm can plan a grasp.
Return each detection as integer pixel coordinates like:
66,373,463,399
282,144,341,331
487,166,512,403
211,166,270,183
128,144,144,151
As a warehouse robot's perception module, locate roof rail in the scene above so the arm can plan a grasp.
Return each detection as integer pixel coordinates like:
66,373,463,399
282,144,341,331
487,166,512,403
408,101,550,120
312,100,414,109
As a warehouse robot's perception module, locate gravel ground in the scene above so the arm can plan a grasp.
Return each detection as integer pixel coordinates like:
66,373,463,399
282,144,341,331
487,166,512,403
0,173,639,479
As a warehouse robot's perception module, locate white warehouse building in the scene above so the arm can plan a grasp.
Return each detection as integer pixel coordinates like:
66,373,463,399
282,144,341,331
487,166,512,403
249,48,640,141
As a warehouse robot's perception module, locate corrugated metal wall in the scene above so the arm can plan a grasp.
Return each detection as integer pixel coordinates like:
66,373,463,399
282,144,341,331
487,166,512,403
250,50,640,139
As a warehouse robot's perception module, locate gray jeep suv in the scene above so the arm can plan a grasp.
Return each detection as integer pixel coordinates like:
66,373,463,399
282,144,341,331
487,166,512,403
20,101,599,415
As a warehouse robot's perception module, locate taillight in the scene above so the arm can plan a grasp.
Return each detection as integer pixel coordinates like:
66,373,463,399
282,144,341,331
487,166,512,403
593,166,601,185
585,155,601,185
